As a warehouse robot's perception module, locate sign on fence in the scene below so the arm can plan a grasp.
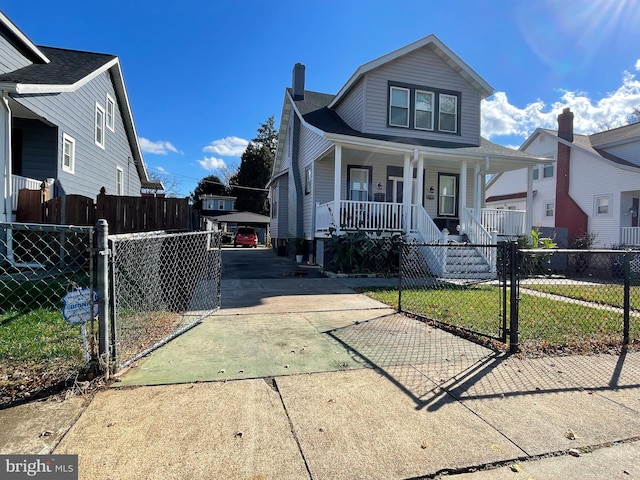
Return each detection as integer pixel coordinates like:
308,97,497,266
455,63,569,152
62,288,97,365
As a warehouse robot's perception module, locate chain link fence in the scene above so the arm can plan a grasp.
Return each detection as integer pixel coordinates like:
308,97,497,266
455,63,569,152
398,241,640,356
516,248,640,354
399,242,506,346
109,229,222,370
0,222,95,404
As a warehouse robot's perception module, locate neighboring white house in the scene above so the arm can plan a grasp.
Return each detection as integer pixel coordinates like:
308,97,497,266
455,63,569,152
0,10,161,222
267,34,547,274
486,108,640,247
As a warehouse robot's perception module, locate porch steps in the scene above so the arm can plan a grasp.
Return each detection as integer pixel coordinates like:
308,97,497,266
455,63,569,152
442,243,492,280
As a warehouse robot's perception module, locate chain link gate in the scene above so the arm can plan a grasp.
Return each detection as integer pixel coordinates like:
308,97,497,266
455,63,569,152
398,241,509,348
106,228,222,371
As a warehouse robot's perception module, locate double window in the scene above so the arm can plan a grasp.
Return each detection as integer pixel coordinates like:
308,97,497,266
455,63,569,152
388,83,459,134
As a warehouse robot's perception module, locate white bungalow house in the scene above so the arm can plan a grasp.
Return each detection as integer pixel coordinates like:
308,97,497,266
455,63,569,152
268,34,547,277
487,108,640,248
0,10,161,223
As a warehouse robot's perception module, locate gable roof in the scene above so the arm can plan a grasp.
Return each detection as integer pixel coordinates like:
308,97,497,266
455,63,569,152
328,34,493,109
0,12,161,190
589,121,640,148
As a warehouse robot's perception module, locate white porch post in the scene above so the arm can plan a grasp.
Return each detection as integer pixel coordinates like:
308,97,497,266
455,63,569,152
416,155,424,207
402,153,411,231
474,161,482,217
334,144,342,234
1,94,11,222
459,159,467,221
526,165,534,235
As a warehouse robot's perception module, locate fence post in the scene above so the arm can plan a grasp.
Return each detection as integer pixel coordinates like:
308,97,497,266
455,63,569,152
398,242,404,312
509,240,519,353
96,219,111,375
623,251,631,346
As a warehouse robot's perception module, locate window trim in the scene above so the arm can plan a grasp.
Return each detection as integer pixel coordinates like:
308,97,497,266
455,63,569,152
95,103,105,149
116,166,124,195
62,133,75,174
438,93,458,133
594,194,612,217
305,166,312,195
346,165,372,201
438,172,459,217
106,94,115,132
387,81,461,135
388,86,410,128
544,201,555,217
414,89,434,131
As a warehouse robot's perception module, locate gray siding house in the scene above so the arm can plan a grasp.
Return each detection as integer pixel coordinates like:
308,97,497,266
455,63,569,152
268,34,546,276
0,11,161,222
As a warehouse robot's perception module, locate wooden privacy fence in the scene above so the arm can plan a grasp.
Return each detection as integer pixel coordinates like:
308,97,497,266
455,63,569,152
16,189,194,234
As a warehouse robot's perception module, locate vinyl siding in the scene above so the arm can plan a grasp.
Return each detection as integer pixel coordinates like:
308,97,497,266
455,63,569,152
362,46,481,145
13,69,141,198
299,124,331,237
335,79,364,131
0,34,32,73
603,142,640,166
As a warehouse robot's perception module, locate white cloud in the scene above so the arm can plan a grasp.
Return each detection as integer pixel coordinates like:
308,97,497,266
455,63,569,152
139,137,179,155
155,166,167,173
198,157,228,171
203,136,249,156
482,67,640,142
635,59,640,71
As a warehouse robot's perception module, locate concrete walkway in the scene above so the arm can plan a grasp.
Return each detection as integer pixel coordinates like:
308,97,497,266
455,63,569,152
1,249,640,479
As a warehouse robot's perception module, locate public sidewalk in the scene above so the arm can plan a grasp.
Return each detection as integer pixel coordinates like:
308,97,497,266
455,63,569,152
1,264,639,479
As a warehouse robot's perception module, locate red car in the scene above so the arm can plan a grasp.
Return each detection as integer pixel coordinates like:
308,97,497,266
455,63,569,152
234,227,258,248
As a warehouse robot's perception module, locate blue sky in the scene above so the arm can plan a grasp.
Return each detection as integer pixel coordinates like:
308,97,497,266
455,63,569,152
3,0,640,197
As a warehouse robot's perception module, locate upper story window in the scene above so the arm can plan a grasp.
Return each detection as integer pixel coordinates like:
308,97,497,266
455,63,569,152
415,90,434,130
106,94,115,131
62,133,75,174
95,103,105,149
543,164,554,178
388,82,460,134
389,87,410,127
218,200,225,210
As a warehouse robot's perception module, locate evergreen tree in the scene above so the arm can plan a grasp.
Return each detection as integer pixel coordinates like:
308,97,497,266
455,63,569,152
190,174,228,211
229,117,276,215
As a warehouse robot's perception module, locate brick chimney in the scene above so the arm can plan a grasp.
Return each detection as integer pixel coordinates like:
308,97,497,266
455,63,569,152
554,107,587,242
557,107,574,142
292,63,305,101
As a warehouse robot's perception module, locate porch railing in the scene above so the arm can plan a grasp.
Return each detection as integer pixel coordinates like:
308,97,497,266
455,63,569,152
11,175,43,211
621,227,640,246
315,200,404,232
481,208,526,237
461,207,497,273
410,205,443,243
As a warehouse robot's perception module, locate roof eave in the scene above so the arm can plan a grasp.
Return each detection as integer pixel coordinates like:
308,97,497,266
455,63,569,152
0,11,50,64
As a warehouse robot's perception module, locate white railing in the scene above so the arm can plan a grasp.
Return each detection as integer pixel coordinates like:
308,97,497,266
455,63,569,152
461,207,496,273
481,208,526,237
621,227,640,246
410,205,443,243
316,200,405,232
11,174,42,211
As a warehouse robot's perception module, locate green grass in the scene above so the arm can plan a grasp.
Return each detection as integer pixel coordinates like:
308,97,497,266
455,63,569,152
361,285,637,352
520,283,640,311
0,309,85,364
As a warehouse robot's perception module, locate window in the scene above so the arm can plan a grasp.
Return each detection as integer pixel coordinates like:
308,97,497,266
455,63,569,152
439,94,458,133
595,195,611,216
106,94,115,131
544,201,554,217
532,166,539,180
348,166,371,201
415,90,434,130
388,83,460,134
543,164,554,178
389,87,409,127
305,167,312,195
271,200,277,218
62,134,75,173
116,167,123,195
438,174,458,216
95,104,105,148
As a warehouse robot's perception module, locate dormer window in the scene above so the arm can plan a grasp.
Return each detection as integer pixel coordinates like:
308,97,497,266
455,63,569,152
388,82,460,134
389,87,409,127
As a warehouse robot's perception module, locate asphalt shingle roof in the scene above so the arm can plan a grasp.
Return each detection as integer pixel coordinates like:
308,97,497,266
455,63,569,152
292,89,541,159
0,46,115,85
